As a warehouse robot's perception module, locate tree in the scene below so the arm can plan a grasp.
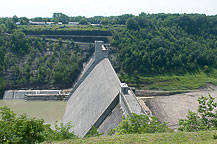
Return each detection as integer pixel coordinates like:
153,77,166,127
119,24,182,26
0,107,77,143
5,19,16,32
10,30,30,55
0,107,46,143
19,17,29,25
112,113,170,135
100,18,109,25
12,15,19,22
117,14,134,25
79,18,88,25
126,17,139,30
52,13,69,24
0,24,7,33
178,94,217,132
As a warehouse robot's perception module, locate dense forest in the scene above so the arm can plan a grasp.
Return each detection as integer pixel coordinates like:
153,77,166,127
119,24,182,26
0,23,94,98
111,13,217,76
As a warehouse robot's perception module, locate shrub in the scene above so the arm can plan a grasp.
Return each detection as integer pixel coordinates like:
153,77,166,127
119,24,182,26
0,106,46,143
178,94,217,132
0,107,77,143
85,126,103,137
113,113,171,135
45,122,77,141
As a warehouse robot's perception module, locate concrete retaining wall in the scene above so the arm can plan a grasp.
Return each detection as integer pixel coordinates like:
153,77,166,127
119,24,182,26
3,90,62,100
120,89,147,117
97,103,123,135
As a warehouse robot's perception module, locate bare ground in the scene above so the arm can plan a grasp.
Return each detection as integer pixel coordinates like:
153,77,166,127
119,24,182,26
136,84,217,129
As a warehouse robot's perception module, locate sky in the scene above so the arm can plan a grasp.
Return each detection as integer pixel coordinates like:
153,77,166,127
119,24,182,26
0,0,217,18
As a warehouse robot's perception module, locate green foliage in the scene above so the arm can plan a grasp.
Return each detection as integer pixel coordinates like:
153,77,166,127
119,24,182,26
178,94,217,132
213,134,217,139
85,126,103,137
126,17,139,30
5,19,16,32
100,18,110,25
0,106,46,143
121,69,217,91
79,19,88,25
0,24,7,33
113,14,217,75
10,30,30,55
0,107,77,143
45,122,77,141
113,113,171,135
0,78,8,99
52,13,69,24
0,31,84,90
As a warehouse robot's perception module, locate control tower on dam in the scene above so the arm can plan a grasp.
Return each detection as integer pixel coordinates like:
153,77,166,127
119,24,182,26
63,41,147,137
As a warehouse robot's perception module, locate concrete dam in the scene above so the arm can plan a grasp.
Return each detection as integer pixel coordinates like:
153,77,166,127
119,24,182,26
63,41,147,137
2,41,147,137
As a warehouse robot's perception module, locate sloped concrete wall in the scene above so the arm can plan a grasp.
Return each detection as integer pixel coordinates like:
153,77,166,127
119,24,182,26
63,58,120,137
68,41,108,100
97,103,123,135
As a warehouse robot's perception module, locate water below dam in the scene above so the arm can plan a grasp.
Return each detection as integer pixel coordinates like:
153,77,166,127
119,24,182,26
0,100,66,123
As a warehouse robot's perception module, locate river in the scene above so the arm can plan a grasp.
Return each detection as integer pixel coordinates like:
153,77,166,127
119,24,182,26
0,100,66,123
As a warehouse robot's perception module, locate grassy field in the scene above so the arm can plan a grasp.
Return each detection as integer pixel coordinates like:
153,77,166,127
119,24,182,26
125,69,217,91
44,130,217,144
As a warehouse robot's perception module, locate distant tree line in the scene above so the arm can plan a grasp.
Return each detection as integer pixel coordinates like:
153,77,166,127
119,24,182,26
0,13,134,25
111,13,217,75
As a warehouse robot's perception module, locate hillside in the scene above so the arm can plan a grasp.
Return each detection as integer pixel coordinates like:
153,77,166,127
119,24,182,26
43,130,217,144
0,13,217,97
0,30,94,98
111,13,217,90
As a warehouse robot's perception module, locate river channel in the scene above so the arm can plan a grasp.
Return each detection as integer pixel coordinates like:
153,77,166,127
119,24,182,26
0,100,66,123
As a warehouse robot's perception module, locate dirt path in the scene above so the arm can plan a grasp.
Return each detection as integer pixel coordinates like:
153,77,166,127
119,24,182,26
137,85,217,129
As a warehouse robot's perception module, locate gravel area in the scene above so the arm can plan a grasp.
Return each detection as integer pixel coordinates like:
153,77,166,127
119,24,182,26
138,85,217,129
